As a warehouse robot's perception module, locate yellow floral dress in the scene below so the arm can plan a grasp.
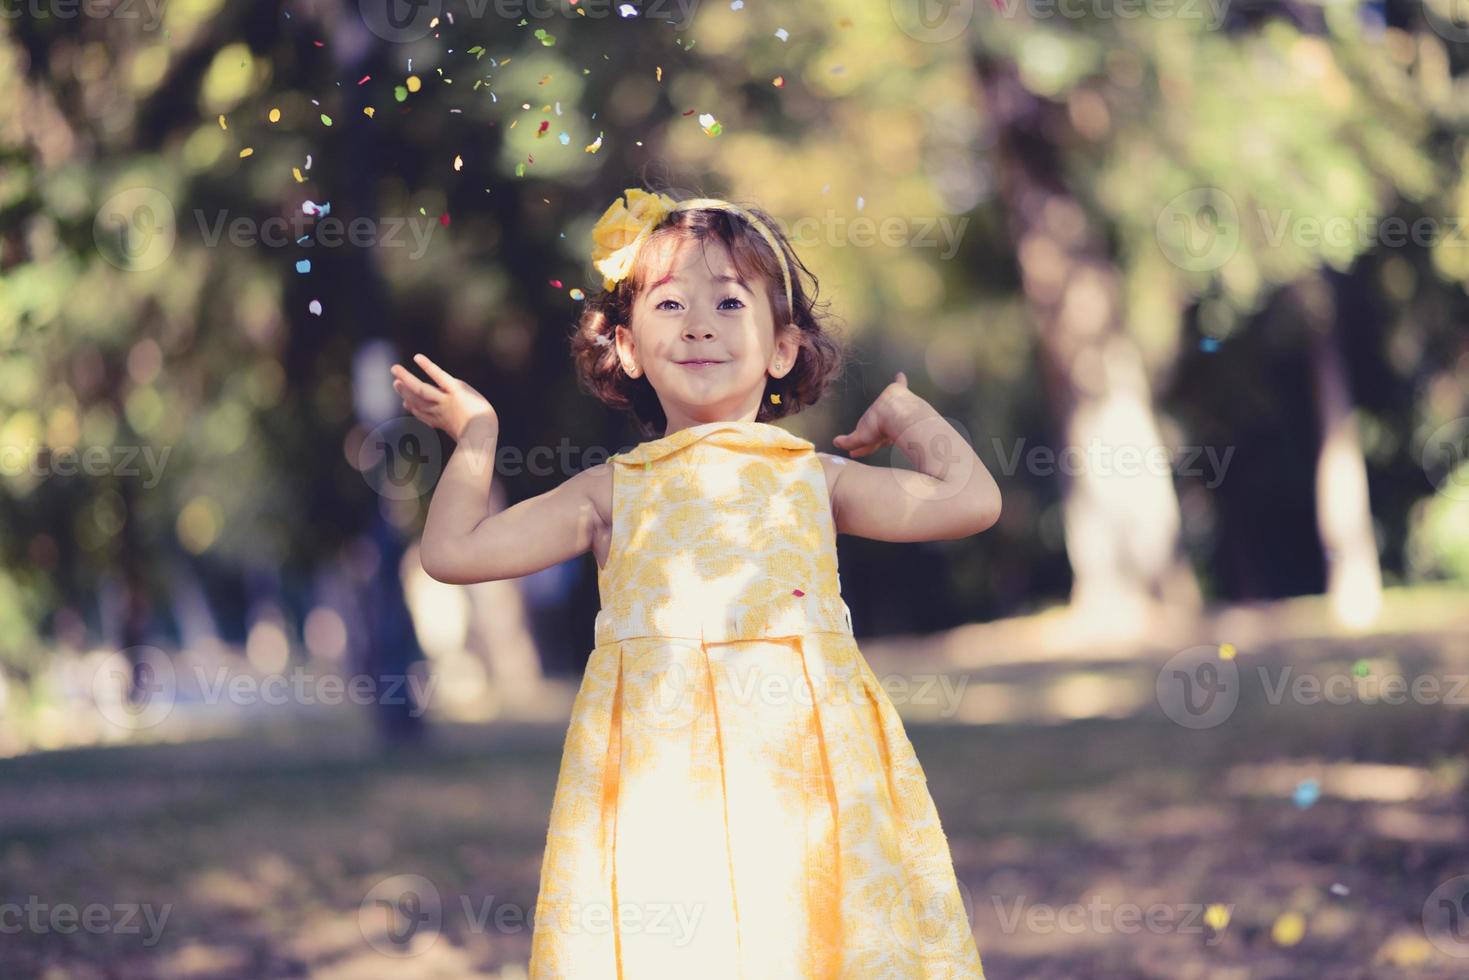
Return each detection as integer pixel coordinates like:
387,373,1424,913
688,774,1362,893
528,419,984,979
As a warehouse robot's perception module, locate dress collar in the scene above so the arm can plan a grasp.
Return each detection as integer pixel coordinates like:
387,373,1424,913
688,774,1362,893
611,419,815,467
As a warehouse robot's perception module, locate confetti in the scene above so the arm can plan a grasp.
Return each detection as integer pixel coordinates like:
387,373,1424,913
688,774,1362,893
731,0,743,7
585,133,604,153
238,147,253,158
295,259,311,274
558,132,570,145
1218,643,1236,660
440,213,450,226
292,166,304,183
308,299,323,316
394,85,408,102
320,113,333,126
1292,779,1320,809
1330,883,1350,897
268,107,281,123
618,3,638,16
454,154,464,171
792,588,804,597
1353,659,1371,677
570,288,586,301
656,65,663,82
773,75,785,87
775,27,789,41
699,113,723,137
535,28,556,46
856,196,865,211
406,74,422,92
1271,912,1306,947
1200,337,1221,353
218,114,227,130
770,392,781,404
364,106,375,118
1203,904,1230,932
549,279,563,289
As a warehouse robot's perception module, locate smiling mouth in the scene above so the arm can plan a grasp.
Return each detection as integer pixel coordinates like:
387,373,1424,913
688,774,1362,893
676,359,727,367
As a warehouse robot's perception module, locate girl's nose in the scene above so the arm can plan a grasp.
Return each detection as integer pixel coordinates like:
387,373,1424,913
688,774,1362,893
683,324,715,340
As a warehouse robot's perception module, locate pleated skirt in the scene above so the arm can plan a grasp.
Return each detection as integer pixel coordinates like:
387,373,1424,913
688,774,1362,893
527,630,985,979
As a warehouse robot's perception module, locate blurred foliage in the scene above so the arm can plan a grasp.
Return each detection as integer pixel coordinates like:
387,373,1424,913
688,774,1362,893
1,0,1468,681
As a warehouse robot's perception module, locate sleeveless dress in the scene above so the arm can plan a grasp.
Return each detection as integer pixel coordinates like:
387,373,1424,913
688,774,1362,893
528,419,985,979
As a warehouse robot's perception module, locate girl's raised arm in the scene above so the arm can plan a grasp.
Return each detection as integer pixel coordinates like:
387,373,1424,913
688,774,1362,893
823,372,1002,542
391,354,606,585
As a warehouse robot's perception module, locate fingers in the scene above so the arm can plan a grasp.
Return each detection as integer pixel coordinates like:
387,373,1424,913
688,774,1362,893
390,363,444,403
413,353,457,391
834,413,884,457
894,371,907,387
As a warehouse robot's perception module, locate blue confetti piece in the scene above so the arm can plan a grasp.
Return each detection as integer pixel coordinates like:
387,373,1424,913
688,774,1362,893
1200,337,1221,353
558,132,570,145
1292,779,1320,809
295,259,311,274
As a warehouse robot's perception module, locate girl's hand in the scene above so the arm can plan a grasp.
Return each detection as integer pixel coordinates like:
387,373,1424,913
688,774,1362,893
390,353,498,441
832,371,925,458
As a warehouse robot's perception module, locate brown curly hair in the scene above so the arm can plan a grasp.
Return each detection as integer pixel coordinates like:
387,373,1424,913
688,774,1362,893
570,197,846,437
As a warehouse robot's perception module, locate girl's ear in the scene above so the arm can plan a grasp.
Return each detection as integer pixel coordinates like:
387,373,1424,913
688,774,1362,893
770,323,801,379
614,323,642,378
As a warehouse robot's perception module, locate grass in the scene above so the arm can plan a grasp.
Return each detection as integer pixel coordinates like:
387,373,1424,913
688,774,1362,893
3,627,1469,978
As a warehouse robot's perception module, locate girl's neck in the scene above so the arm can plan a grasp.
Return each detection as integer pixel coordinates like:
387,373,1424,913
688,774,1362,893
662,410,761,439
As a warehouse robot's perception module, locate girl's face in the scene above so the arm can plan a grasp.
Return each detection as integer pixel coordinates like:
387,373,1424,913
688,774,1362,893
614,234,800,436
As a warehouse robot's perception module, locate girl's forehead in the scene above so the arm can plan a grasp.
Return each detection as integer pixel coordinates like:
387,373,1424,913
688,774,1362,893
644,234,741,284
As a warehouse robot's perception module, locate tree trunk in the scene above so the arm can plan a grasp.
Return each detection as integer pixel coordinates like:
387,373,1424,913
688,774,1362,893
977,59,1200,631
1294,273,1383,628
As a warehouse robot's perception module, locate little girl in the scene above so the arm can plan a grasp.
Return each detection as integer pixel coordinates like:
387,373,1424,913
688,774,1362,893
390,187,999,978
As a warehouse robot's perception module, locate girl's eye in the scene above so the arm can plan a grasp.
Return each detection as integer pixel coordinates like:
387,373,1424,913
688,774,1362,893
654,296,745,311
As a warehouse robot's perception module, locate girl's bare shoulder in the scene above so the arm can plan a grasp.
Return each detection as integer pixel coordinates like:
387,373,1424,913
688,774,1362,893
813,451,849,495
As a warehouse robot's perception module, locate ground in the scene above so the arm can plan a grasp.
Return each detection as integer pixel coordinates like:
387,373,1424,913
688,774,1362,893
3,596,1468,978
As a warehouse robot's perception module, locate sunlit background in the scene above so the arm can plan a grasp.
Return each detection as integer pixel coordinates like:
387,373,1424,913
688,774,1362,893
3,0,1469,976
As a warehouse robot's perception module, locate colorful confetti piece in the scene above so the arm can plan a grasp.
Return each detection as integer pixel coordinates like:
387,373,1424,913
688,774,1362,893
295,259,311,274
1292,779,1320,809
308,299,323,316
1271,912,1306,947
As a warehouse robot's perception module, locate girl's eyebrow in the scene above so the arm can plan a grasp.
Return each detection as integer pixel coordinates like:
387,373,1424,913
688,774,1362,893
649,272,751,292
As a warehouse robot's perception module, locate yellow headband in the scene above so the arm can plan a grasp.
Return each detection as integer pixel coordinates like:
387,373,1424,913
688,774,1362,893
589,188,794,316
